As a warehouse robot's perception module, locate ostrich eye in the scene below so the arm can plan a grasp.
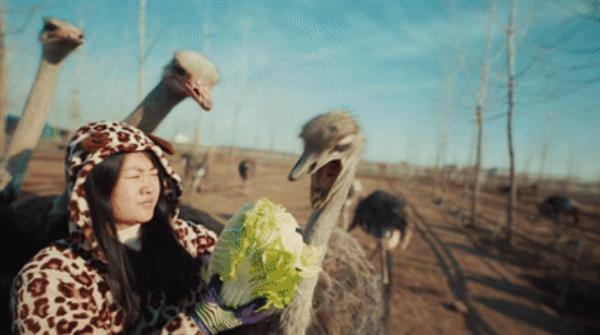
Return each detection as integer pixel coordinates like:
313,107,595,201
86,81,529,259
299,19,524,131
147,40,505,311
173,64,187,76
333,135,353,152
333,142,352,153
44,22,58,32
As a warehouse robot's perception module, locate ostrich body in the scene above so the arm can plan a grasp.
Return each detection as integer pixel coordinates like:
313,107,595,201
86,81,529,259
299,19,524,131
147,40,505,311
227,112,384,335
238,158,255,193
349,190,412,332
192,165,206,192
538,195,579,226
0,18,82,195
238,158,255,181
182,152,207,192
123,50,219,133
349,190,413,275
350,190,412,252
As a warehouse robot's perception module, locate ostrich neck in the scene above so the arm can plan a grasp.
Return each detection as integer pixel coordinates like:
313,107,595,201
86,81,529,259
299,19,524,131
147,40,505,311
281,151,360,335
303,166,356,248
123,81,184,133
2,55,64,194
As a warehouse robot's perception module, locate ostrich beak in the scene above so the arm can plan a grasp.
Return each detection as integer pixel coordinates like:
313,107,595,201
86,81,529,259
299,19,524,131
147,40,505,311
184,80,213,111
289,148,345,208
40,18,84,48
289,150,321,181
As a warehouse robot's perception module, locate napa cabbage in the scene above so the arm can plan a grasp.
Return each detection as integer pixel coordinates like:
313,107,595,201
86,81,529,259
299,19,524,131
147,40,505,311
206,198,321,310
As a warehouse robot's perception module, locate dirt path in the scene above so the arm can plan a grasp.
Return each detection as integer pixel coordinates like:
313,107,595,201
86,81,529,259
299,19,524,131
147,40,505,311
384,182,570,335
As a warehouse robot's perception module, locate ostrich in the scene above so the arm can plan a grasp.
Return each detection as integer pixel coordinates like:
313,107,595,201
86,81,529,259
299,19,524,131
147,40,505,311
0,50,220,333
0,19,82,330
238,158,256,193
123,50,219,133
3,49,220,257
226,111,385,335
191,164,207,192
538,195,580,226
182,152,208,193
0,17,82,196
348,190,413,330
498,183,538,198
46,50,220,227
350,190,413,264
283,111,384,335
537,195,581,256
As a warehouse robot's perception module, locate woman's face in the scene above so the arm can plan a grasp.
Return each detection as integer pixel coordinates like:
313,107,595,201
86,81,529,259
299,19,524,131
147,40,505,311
111,152,160,230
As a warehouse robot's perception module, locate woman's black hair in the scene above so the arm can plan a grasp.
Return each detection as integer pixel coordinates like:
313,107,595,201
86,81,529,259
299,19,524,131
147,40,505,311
84,151,201,330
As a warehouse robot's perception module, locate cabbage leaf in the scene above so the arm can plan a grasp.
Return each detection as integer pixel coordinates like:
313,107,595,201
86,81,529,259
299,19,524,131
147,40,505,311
207,198,321,310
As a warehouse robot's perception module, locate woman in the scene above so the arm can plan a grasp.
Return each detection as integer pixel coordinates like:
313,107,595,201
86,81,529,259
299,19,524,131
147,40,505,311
10,121,267,334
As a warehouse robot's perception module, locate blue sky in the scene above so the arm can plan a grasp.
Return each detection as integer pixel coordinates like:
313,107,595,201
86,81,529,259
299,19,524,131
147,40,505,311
3,0,599,181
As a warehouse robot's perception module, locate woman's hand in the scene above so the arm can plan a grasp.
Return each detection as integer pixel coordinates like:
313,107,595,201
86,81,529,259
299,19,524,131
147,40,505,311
192,275,272,334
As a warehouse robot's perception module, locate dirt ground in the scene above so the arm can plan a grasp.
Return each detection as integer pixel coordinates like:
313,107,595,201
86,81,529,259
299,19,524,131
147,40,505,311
18,143,600,335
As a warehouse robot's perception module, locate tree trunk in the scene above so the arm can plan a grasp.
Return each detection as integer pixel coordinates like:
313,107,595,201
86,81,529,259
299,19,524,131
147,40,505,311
537,141,548,183
191,114,201,154
506,0,517,245
471,103,484,226
138,0,146,100
470,3,495,227
433,74,452,204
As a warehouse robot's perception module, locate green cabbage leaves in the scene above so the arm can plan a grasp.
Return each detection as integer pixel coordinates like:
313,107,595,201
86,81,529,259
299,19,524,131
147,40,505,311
207,198,321,310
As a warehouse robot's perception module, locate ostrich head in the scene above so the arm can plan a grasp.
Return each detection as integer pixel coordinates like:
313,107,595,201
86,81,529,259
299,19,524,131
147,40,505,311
39,17,83,63
163,50,219,111
288,111,363,209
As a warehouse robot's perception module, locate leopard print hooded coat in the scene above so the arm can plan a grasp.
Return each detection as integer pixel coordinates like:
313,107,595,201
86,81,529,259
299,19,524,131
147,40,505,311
10,121,217,334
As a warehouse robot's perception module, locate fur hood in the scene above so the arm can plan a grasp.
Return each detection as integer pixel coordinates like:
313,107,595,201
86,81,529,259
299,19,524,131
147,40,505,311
64,120,182,262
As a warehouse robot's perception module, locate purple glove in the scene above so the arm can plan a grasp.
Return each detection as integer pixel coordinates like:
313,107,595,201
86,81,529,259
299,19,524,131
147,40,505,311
192,275,272,334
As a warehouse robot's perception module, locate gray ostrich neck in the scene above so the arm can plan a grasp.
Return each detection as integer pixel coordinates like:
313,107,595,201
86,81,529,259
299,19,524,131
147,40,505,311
303,164,357,248
2,55,64,195
281,151,360,335
123,81,184,133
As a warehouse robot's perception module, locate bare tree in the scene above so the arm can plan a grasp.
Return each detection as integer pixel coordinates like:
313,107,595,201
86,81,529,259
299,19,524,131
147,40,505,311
432,73,452,203
229,18,251,157
432,0,462,204
506,0,518,245
470,2,496,227
190,114,201,154
536,112,554,183
269,128,276,154
138,0,146,100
